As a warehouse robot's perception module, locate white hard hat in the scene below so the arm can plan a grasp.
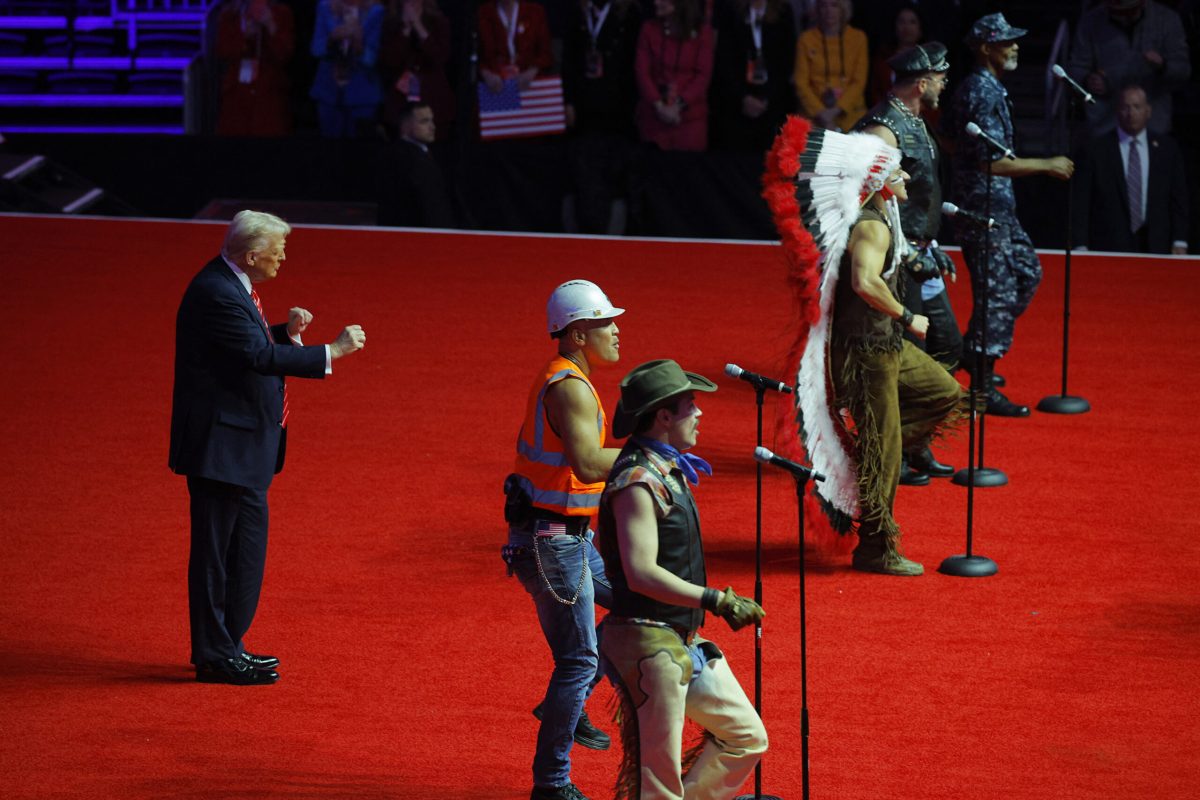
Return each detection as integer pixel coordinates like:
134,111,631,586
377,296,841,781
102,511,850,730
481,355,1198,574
546,279,625,333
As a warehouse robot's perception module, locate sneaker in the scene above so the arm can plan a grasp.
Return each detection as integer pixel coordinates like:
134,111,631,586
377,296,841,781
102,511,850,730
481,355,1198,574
531,782,591,800
532,705,612,751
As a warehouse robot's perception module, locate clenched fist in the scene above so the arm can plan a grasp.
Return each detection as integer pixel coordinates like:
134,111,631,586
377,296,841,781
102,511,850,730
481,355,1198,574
330,325,366,359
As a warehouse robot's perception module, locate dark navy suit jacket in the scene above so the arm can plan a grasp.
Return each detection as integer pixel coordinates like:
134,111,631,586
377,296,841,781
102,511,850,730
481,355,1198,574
1072,130,1189,254
169,257,328,490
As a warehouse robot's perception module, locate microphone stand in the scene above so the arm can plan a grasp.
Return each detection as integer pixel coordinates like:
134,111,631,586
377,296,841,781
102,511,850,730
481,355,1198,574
952,152,1007,490
793,471,812,800
1038,90,1091,415
943,154,999,578
734,384,783,800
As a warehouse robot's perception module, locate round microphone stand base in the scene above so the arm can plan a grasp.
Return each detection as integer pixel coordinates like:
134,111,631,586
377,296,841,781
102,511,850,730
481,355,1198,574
734,793,785,800
1036,394,1091,415
951,466,1007,487
938,553,998,577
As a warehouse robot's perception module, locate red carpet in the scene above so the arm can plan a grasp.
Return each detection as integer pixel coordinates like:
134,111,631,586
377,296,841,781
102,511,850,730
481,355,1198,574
1,214,1198,799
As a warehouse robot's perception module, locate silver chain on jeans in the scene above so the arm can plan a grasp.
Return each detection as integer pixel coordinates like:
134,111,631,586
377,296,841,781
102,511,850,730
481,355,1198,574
532,532,588,606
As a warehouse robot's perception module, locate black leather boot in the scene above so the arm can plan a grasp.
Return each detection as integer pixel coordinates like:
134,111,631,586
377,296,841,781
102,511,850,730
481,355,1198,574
909,446,954,477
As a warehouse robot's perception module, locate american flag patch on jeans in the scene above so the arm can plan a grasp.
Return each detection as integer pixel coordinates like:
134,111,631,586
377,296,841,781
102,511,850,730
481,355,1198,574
534,520,568,537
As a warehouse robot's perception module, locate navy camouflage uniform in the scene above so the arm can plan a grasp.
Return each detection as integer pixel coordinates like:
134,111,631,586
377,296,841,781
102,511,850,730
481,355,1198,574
948,66,1041,359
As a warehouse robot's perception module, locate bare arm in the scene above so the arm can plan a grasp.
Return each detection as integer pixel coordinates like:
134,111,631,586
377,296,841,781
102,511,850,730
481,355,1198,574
850,218,928,338
612,486,706,607
544,377,621,483
986,155,1073,180
861,122,898,148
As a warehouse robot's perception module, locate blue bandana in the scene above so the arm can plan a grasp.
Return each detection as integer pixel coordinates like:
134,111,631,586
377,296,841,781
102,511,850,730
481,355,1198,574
633,436,713,486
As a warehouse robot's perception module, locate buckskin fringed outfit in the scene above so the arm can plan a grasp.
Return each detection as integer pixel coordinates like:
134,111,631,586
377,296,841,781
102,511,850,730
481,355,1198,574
762,117,967,574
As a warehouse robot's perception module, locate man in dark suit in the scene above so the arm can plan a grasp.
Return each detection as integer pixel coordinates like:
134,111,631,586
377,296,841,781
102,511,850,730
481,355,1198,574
376,101,456,228
1072,83,1190,255
170,210,366,685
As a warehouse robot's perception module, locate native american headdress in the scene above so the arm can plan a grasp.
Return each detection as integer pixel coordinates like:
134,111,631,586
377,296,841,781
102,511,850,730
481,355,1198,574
762,116,905,527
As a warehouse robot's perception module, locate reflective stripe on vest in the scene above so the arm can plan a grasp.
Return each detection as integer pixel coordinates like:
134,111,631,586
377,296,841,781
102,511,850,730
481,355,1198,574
514,357,606,516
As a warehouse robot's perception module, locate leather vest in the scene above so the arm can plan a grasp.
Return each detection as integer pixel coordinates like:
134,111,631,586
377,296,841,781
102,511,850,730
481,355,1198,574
598,443,707,633
832,205,903,351
860,97,941,240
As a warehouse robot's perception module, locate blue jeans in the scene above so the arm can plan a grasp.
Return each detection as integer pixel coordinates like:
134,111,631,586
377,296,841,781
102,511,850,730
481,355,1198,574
506,521,611,789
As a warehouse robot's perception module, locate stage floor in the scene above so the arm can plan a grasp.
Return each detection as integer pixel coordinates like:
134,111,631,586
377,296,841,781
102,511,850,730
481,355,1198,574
1,213,1198,799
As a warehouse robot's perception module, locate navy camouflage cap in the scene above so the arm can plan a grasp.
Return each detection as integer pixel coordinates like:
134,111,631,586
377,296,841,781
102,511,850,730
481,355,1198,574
965,13,1027,44
888,42,950,77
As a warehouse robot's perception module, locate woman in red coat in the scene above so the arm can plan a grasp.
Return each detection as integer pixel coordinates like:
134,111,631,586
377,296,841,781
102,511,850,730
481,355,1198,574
477,0,554,92
634,0,715,151
380,0,455,140
215,0,295,136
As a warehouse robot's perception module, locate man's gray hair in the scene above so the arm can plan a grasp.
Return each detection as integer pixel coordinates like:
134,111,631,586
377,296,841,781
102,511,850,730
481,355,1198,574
221,210,291,259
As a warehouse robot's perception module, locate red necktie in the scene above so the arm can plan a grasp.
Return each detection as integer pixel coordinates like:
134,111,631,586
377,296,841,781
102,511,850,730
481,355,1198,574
250,288,290,428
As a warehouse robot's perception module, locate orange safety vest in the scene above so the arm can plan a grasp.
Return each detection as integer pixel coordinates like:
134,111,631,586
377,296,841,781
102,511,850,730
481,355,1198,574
514,355,607,516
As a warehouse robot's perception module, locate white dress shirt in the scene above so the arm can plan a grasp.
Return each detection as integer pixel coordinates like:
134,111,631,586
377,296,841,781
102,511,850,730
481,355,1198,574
223,256,332,373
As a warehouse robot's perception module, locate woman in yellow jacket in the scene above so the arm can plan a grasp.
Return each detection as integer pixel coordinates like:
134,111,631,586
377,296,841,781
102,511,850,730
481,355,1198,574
794,0,868,131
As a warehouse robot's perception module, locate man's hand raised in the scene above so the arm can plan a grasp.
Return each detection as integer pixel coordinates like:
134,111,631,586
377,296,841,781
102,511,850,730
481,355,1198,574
330,325,366,359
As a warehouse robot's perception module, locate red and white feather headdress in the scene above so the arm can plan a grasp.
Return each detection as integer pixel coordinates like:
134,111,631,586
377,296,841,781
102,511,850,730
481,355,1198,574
763,117,904,525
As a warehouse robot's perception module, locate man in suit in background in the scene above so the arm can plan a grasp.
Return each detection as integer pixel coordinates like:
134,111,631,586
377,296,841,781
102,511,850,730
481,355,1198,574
377,101,456,228
1072,83,1189,255
170,210,366,685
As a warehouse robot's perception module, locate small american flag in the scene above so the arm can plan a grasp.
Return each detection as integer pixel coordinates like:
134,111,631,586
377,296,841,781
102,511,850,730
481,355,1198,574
534,521,568,537
477,76,566,141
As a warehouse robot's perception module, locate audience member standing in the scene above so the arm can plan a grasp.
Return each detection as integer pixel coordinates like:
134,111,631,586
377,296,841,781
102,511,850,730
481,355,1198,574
562,0,643,233
868,3,922,106
478,0,555,92
216,0,296,136
1066,0,1191,136
709,0,797,151
380,0,455,141
634,0,716,151
1072,83,1189,254
377,102,457,227
793,0,868,131
309,0,385,137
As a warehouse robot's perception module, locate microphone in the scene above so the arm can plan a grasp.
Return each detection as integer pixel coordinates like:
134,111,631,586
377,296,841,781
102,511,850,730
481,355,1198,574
965,121,1015,160
725,363,793,394
1051,64,1095,105
942,202,995,230
753,447,825,482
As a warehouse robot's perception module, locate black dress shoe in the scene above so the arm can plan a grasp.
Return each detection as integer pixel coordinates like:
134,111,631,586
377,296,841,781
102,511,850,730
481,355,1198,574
532,704,612,750
898,463,931,486
985,387,1031,417
908,447,954,478
196,657,279,685
241,650,280,670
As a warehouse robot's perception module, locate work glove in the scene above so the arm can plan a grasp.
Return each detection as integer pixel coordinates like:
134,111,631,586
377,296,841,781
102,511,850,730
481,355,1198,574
703,586,765,632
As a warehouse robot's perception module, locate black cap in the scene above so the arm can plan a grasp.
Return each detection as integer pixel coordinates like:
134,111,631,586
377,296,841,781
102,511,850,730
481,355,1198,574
888,42,950,78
